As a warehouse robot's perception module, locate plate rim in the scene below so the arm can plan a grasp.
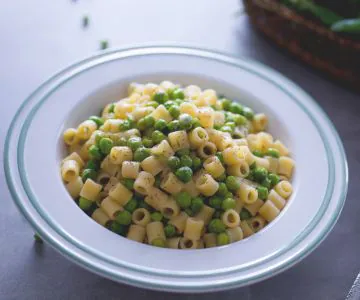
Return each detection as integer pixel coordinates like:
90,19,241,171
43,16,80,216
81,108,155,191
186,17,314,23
4,44,348,292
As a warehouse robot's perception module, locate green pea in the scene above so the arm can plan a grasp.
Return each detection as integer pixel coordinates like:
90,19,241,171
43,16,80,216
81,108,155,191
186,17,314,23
192,156,202,171
174,99,183,106
252,150,264,157
82,169,97,182
209,196,222,209
153,91,168,104
225,112,235,123
154,119,167,131
85,159,99,171
217,232,230,246
88,145,102,160
242,107,254,120
111,222,128,236
142,137,154,148
167,120,180,132
168,105,180,118
89,116,104,128
191,118,201,128
138,200,151,210
179,114,193,130
164,100,175,109
171,88,185,100
34,233,43,243
180,155,192,168
136,118,147,131
191,197,204,214
217,182,228,197
175,166,193,183
127,137,142,151
253,167,268,182
229,102,243,114
176,148,190,156
116,210,132,225
95,132,106,145
124,198,138,213
151,130,166,144
167,156,181,170
122,178,135,190
108,103,115,113
134,147,151,162
164,224,176,238
151,212,163,222
240,208,251,220
185,208,193,216
79,197,93,211
208,219,226,233
116,136,128,146
250,162,257,170
266,148,280,158
217,172,226,182
99,137,114,155
222,198,236,210
261,177,272,189
216,152,224,164
220,98,231,110
257,186,269,200
151,238,166,248
225,191,234,199
175,191,192,209
234,114,247,125
225,176,240,192
225,122,236,129
268,173,280,187
144,115,155,127
127,116,135,128
220,126,233,134
119,120,131,131
146,101,159,108
155,175,162,188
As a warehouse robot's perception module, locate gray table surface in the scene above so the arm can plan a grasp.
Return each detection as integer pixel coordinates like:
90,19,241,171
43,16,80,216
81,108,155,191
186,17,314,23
1,1,359,299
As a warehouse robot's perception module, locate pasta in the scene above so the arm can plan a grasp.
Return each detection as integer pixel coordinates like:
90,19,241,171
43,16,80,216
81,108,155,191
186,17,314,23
61,81,295,249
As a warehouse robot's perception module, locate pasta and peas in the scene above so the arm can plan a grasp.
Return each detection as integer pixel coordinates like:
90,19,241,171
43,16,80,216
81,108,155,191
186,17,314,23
61,81,295,249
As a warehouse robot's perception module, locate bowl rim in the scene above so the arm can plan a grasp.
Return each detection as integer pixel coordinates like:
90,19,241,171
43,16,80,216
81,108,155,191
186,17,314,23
4,44,348,292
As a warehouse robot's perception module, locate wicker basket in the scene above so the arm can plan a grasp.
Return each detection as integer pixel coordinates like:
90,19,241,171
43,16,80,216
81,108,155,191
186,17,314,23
243,0,360,91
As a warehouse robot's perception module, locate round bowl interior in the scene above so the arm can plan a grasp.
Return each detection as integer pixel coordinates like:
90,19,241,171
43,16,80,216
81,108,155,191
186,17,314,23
5,46,347,292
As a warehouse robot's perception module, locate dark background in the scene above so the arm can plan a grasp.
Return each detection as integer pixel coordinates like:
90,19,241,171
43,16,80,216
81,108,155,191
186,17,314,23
1,1,359,299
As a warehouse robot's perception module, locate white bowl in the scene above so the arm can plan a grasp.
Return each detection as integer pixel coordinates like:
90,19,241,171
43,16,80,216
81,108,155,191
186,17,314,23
4,45,348,293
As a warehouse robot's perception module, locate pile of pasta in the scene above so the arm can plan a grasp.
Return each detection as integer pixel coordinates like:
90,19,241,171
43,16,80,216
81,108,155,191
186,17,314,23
61,81,295,249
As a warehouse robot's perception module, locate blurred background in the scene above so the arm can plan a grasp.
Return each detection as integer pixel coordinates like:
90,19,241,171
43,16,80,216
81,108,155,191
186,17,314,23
1,1,359,299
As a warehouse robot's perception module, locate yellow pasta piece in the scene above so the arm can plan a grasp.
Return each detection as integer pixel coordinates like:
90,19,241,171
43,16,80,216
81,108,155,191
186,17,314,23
195,174,219,196
62,152,84,169
184,218,204,240
127,225,146,243
248,216,266,232
179,237,199,249
80,179,102,201
240,220,254,238
146,221,165,244
63,128,78,146
272,140,290,156
203,156,225,178
244,199,264,216
169,212,189,233
132,208,151,226
197,142,217,159
252,113,268,132
91,208,110,227
278,156,295,179
151,140,175,159
203,233,217,248
266,156,279,173
179,102,198,117
184,85,201,99
61,159,80,182
134,171,155,195
274,180,293,199
226,227,244,243
121,161,140,179
140,155,164,176
222,209,240,228
168,130,190,151
77,120,97,140
259,200,280,222
226,160,250,178
114,101,135,119
109,146,133,164
160,172,183,195
166,237,181,249
237,182,258,204
182,180,200,197
102,119,123,133
66,176,83,199
268,190,286,210
149,105,172,123
189,127,209,149
222,147,245,165
108,182,133,206
159,197,180,219
194,204,215,225
213,111,225,127
100,196,123,219
197,107,214,128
